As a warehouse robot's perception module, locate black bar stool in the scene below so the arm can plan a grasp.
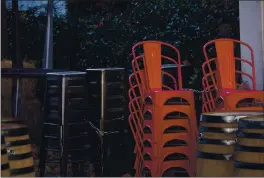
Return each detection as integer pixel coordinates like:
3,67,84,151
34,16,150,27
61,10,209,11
86,68,133,176
39,71,98,177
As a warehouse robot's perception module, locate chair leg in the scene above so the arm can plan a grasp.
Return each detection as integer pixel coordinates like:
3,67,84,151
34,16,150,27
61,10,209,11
60,122,69,176
60,147,68,176
79,162,85,176
93,161,102,176
72,163,79,177
71,162,85,177
38,139,47,177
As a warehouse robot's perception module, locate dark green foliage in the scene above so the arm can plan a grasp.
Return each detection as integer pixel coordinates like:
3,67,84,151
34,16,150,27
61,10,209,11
71,0,238,69
5,0,239,87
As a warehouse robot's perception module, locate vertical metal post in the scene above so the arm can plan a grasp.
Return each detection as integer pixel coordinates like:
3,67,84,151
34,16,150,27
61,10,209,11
100,70,106,132
12,78,22,119
61,76,69,176
43,0,54,69
1,0,8,58
11,0,22,119
100,70,106,175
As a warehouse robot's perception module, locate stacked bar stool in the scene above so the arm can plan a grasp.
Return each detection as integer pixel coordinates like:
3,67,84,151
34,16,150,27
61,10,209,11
129,41,198,177
39,72,98,177
1,135,10,176
235,116,264,177
196,112,263,177
86,68,132,176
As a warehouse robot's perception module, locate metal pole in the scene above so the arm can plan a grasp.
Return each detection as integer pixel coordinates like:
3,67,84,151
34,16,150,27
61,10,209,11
11,0,22,119
43,0,54,69
1,0,8,58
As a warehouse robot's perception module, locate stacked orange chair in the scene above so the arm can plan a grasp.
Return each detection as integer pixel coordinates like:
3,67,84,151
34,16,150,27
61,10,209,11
128,41,198,177
201,38,264,112
128,72,145,176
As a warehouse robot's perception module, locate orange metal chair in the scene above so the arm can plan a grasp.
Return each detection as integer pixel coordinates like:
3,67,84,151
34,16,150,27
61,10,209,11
128,72,151,177
128,114,143,175
161,160,195,177
129,41,197,176
140,104,196,176
143,100,196,175
202,38,264,112
128,91,144,175
131,41,181,91
129,60,195,153
142,134,195,176
143,91,198,137
161,134,196,165
132,41,197,133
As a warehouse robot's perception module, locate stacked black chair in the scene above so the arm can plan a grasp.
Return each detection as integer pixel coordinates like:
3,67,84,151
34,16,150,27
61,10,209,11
86,68,133,176
39,71,99,177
